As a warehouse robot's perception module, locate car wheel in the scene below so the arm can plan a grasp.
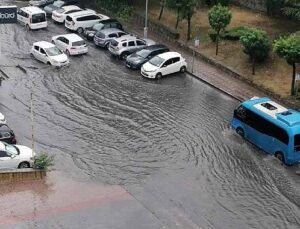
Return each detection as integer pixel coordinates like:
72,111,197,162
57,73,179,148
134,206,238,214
275,152,285,164
26,24,31,31
120,52,129,60
66,50,70,56
236,127,244,138
18,162,30,169
180,66,186,73
105,42,110,49
77,27,84,34
155,73,162,80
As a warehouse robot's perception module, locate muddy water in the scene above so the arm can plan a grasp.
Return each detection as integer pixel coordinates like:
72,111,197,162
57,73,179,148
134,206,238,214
0,2,300,228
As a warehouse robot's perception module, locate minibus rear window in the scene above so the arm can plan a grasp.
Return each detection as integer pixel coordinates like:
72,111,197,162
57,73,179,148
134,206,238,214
294,134,300,151
72,41,85,46
32,13,46,23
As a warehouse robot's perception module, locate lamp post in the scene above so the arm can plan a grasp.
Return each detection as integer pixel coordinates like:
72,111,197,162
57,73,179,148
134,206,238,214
144,0,149,39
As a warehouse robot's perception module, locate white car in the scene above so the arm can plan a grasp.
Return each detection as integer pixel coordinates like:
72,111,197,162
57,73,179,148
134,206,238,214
0,113,6,124
65,11,109,34
52,33,88,56
30,41,69,67
17,6,47,30
141,52,187,79
0,142,35,169
52,5,82,24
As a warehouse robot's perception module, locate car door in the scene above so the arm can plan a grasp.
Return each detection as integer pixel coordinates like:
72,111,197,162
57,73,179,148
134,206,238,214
169,57,180,74
56,37,68,51
17,10,26,24
0,150,14,169
39,48,48,63
33,45,41,60
127,40,136,54
160,59,173,75
136,40,146,50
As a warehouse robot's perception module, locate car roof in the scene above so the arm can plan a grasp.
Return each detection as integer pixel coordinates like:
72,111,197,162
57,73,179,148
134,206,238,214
21,6,46,14
0,124,12,132
61,5,81,11
113,35,138,42
99,28,124,35
33,41,55,48
67,10,96,18
142,44,168,51
157,51,181,59
56,33,83,42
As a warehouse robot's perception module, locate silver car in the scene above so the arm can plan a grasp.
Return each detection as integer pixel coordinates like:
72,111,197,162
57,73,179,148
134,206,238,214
94,28,127,48
108,35,156,60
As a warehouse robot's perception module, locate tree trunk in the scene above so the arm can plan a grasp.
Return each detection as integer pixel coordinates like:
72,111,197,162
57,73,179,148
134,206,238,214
291,63,296,96
158,2,165,20
187,14,191,41
216,30,219,55
252,56,255,75
175,8,180,29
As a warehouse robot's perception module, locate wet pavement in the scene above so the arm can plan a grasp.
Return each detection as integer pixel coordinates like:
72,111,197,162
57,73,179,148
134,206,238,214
0,1,300,228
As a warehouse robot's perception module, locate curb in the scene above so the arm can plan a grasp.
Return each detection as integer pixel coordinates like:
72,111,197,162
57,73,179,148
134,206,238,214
186,70,242,102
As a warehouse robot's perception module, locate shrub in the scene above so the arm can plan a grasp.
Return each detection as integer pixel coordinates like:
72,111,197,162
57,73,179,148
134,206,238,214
34,152,54,170
240,28,270,75
223,27,251,40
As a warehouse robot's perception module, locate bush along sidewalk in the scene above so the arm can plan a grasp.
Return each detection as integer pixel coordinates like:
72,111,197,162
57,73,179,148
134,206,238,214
34,152,54,170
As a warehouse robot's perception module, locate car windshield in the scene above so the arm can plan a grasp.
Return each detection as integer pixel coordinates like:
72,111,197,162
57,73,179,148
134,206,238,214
136,49,151,58
53,1,64,7
45,47,63,56
4,143,18,156
56,8,65,13
149,56,164,67
92,23,104,31
32,13,46,23
72,40,85,46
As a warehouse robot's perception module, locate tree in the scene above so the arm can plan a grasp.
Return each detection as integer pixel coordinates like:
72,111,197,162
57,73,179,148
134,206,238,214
166,0,182,29
274,33,300,96
208,4,232,55
180,0,198,40
240,28,270,75
158,0,166,20
282,0,300,20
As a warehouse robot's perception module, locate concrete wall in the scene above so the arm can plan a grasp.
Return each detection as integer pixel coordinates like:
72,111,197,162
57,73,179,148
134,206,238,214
0,169,46,184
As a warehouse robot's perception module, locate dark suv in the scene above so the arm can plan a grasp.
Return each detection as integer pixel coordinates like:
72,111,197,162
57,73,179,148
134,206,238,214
84,19,123,40
126,44,169,70
0,124,17,144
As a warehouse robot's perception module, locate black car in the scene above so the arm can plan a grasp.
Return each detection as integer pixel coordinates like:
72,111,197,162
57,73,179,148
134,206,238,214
126,44,169,70
0,124,17,144
29,0,55,7
84,19,123,40
44,0,78,17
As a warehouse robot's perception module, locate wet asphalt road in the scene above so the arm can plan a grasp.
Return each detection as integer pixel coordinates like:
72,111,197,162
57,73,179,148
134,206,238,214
1,1,300,228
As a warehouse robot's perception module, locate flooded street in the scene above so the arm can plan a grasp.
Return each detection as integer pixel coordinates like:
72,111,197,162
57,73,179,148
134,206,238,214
1,1,300,228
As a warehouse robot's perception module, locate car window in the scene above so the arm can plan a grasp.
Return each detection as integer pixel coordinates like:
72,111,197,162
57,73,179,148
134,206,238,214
0,151,8,157
122,42,127,47
118,32,126,37
0,132,11,139
34,46,39,51
72,40,85,46
163,59,173,67
136,40,146,46
128,41,135,47
40,48,46,54
108,33,117,38
31,13,46,24
171,57,180,64
63,37,69,44
77,16,89,22
45,47,63,56
103,24,110,29
67,9,81,14
89,15,100,20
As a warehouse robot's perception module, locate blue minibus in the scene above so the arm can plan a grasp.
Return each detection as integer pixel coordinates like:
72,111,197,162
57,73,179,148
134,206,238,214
231,97,300,165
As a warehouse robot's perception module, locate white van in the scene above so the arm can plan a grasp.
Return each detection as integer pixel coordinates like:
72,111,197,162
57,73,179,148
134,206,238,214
17,6,47,30
65,11,109,34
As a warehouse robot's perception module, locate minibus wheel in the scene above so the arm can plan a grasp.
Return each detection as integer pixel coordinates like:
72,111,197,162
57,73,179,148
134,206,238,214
275,152,285,164
236,127,244,138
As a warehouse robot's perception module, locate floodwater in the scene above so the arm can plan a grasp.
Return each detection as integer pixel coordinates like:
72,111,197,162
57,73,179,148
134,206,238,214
0,1,300,228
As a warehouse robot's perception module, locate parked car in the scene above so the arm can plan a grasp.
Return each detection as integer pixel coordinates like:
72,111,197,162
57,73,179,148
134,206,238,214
83,19,123,40
141,52,187,79
44,0,79,17
126,44,169,70
108,35,155,60
17,6,47,30
0,113,6,125
29,0,54,7
94,28,127,48
0,124,16,144
30,41,69,67
52,33,88,56
0,141,35,169
65,11,109,34
52,5,82,23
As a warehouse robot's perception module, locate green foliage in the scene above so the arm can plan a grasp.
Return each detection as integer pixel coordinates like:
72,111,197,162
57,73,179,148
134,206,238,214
208,4,232,54
223,26,251,40
240,28,270,74
273,33,300,65
34,152,54,170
